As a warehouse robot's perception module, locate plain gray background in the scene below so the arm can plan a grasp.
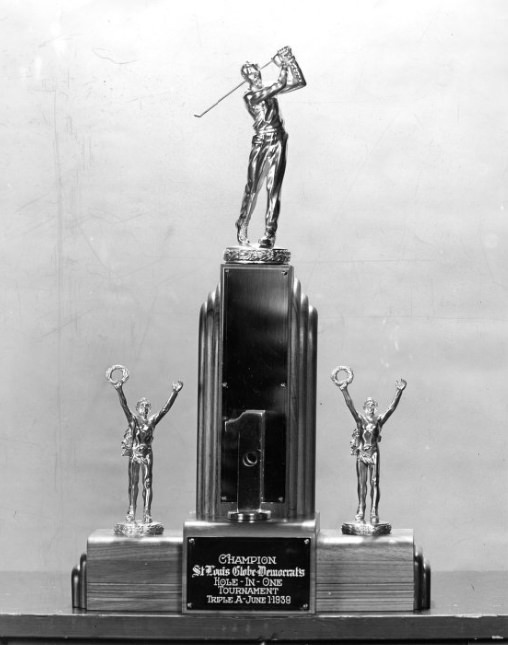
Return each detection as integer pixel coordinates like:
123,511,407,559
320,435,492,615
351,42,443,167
0,0,506,574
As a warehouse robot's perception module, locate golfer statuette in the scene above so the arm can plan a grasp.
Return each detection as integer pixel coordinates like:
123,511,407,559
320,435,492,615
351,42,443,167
236,46,306,249
331,366,407,536
106,365,183,537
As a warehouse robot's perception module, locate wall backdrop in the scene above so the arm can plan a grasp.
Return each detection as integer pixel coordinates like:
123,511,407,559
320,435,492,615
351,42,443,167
0,0,507,573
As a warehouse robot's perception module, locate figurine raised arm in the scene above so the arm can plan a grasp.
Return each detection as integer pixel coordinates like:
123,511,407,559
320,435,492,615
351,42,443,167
331,366,406,535
236,46,306,250
106,365,183,536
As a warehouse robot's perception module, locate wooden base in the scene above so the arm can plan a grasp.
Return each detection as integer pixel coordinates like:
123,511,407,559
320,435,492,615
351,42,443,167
317,528,426,612
86,529,182,611
79,527,430,612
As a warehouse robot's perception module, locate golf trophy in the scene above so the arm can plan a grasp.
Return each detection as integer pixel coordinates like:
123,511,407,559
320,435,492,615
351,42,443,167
73,46,430,614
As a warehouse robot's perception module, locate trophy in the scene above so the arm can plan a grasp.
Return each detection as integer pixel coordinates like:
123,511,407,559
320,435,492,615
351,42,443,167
182,46,317,614
331,366,406,536
105,365,183,536
73,46,430,614
319,366,428,611
75,366,184,611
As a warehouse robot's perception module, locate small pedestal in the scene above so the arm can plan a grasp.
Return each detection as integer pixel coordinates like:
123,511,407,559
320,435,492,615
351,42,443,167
316,529,429,611
85,529,182,611
114,521,164,537
342,521,392,536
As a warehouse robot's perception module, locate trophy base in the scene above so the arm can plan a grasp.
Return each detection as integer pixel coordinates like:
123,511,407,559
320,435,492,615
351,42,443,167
223,246,291,264
316,528,430,611
114,521,164,536
73,525,430,612
84,529,182,611
341,521,392,536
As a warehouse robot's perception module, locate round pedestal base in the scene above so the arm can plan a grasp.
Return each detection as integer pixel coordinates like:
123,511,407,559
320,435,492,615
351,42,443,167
224,246,291,265
114,521,164,537
341,521,392,536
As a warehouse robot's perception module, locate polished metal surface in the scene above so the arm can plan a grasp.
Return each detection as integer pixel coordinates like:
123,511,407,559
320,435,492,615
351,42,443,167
106,364,129,386
196,286,221,521
113,520,164,537
227,511,269,522
332,366,407,530
236,46,306,250
414,545,432,610
330,365,353,388
341,521,392,536
225,410,273,522
287,278,318,519
223,246,291,264
183,517,319,538
106,365,183,532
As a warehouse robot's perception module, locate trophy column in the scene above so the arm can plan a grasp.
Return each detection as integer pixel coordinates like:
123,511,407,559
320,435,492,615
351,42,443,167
197,261,317,521
183,253,319,613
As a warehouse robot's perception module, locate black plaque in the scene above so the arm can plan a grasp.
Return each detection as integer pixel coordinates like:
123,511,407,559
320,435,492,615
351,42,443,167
186,537,311,612
221,266,290,504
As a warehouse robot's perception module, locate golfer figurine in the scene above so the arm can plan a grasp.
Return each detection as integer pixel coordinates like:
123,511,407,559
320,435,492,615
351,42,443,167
331,366,407,536
236,46,306,249
106,365,183,537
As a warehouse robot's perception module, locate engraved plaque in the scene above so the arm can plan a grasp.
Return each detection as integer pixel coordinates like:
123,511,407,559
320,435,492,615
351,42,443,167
186,537,311,612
